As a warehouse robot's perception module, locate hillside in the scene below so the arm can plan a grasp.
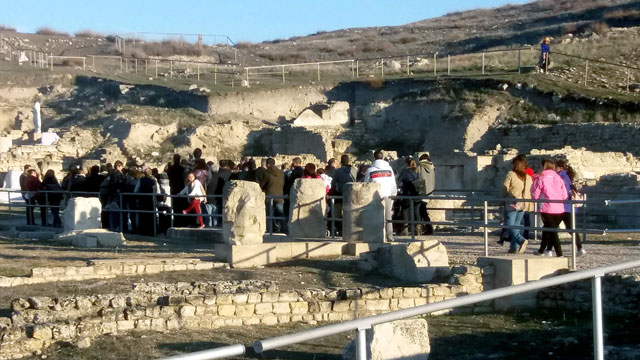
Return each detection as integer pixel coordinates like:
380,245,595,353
2,0,640,67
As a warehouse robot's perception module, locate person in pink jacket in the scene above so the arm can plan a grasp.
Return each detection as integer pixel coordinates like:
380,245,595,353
530,159,568,257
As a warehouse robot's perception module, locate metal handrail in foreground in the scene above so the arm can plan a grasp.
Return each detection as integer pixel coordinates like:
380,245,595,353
253,259,640,360
159,344,245,360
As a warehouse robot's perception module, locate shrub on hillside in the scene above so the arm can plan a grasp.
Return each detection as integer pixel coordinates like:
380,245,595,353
142,40,203,57
74,30,103,38
590,22,610,35
62,58,84,67
0,25,16,32
398,35,419,45
127,47,147,58
36,27,69,37
235,41,253,49
105,35,118,43
604,9,640,20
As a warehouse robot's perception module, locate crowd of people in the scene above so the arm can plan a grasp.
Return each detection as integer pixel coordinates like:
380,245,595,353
499,155,586,257
18,148,584,254
17,149,438,240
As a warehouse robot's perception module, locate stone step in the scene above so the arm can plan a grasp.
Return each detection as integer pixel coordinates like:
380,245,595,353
166,227,225,243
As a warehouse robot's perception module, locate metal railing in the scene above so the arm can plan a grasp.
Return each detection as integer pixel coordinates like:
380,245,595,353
251,258,640,360
388,194,600,271
0,189,225,236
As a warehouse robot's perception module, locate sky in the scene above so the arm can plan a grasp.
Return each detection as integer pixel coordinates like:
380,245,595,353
0,0,532,43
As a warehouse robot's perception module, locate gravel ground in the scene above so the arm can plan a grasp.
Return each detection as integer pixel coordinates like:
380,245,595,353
412,231,640,274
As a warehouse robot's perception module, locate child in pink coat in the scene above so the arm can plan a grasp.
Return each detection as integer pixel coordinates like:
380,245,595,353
531,159,568,257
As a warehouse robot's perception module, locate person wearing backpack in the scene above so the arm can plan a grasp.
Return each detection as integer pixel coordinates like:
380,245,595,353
413,153,435,235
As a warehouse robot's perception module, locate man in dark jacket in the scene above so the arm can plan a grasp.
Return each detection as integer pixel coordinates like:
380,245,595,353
168,154,187,226
415,153,435,235
329,155,357,235
258,158,287,234
107,161,125,231
83,165,105,196
283,157,303,220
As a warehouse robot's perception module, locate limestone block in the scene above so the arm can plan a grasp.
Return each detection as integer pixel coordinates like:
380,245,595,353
343,319,430,360
288,178,327,239
477,256,569,310
343,182,384,243
214,243,278,268
321,101,350,126
40,132,60,146
372,240,449,283
92,230,125,247
292,109,324,127
72,235,97,248
56,229,125,248
0,136,12,152
63,197,102,232
222,180,266,245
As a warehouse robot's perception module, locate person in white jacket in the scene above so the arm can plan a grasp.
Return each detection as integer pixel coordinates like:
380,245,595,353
179,172,206,228
364,151,398,242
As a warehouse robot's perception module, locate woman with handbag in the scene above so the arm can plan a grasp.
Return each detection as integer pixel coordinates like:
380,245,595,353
502,156,532,254
179,172,206,229
531,159,568,257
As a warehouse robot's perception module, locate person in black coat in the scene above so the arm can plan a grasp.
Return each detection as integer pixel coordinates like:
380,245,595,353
40,170,63,228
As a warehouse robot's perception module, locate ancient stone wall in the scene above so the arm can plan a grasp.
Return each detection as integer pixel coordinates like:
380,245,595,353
0,266,489,359
482,123,640,156
537,274,640,315
0,259,225,288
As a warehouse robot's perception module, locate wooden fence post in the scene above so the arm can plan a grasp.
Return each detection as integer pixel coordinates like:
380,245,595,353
584,60,588,86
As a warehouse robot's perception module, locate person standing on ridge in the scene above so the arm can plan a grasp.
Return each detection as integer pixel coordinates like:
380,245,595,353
539,37,551,73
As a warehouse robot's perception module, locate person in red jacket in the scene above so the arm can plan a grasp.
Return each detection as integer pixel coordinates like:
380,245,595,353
24,169,42,226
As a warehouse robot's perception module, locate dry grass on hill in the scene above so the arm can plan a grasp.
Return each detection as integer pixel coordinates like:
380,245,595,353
0,25,16,32
35,26,70,37
74,29,104,38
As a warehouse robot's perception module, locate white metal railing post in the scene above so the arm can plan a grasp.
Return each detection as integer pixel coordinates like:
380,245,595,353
433,53,437,76
356,327,369,360
592,275,604,360
583,194,588,244
356,60,359,78
317,62,321,81
170,60,173,79
483,200,488,256
584,60,589,86
282,65,285,83
410,197,415,241
447,55,450,75
517,49,521,73
534,202,539,241
155,60,158,78
482,52,485,75
571,203,577,270
351,60,355,78
406,55,410,76
246,67,249,84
